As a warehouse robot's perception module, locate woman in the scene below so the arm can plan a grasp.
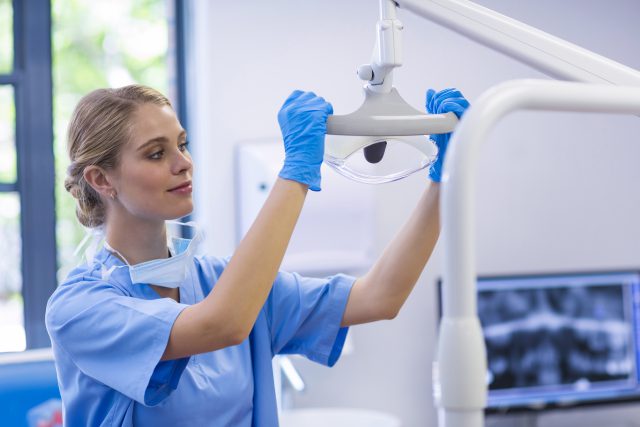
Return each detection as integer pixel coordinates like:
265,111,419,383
46,85,468,426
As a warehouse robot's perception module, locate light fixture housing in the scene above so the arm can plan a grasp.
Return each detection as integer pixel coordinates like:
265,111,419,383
323,0,458,184
325,87,457,184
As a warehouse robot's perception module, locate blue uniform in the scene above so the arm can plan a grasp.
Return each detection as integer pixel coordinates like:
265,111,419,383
46,247,354,426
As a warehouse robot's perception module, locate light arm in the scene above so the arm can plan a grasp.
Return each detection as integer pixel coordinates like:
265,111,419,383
396,0,640,86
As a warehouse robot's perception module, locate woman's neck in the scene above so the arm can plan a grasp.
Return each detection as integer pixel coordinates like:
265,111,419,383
104,214,168,265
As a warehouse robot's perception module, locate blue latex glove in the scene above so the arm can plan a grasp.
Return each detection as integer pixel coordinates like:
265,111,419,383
426,88,470,182
277,90,333,191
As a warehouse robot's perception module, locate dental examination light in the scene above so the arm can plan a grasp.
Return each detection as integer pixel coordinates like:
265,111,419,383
326,1,640,427
324,0,459,184
324,0,640,184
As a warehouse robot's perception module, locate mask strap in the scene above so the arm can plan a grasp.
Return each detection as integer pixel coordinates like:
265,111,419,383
103,240,133,266
74,227,105,265
101,264,118,281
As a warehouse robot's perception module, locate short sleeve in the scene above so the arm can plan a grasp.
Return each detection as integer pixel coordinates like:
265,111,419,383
46,278,190,406
265,271,355,367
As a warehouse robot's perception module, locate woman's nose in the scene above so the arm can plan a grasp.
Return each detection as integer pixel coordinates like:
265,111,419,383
173,150,192,174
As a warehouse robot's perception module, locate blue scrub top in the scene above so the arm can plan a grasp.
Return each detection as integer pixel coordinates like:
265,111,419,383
45,248,354,427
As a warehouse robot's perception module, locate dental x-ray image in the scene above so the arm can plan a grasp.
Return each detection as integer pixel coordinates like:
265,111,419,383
478,282,634,392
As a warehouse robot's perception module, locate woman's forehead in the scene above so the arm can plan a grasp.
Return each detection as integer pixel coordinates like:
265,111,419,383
129,104,183,145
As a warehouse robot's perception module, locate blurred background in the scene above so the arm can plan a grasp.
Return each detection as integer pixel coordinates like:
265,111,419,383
2,1,640,426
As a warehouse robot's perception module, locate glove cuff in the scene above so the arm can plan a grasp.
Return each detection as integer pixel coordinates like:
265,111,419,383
428,157,444,183
278,162,322,191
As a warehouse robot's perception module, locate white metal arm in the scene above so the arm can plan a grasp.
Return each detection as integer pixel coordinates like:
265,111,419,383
435,79,640,427
396,0,640,86
363,0,404,91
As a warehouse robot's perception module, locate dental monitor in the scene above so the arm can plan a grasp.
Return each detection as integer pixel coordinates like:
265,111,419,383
437,271,640,412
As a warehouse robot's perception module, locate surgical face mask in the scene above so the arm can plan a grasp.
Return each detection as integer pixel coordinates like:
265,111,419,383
104,221,203,289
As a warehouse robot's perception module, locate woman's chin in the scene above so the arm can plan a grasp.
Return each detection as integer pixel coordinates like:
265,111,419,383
168,203,194,220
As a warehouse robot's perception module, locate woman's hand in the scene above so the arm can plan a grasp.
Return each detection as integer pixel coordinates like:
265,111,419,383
277,90,333,191
426,88,470,182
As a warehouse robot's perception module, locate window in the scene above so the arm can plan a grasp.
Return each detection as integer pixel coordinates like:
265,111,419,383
0,0,12,75
0,0,56,351
0,0,184,352
53,0,174,284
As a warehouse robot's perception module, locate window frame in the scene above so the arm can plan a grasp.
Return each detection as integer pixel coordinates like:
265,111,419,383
11,0,57,349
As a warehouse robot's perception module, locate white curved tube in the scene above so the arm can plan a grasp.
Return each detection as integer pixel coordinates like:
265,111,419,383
437,79,640,427
396,0,640,86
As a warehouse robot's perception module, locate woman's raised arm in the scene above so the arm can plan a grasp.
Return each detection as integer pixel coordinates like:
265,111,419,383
163,91,333,360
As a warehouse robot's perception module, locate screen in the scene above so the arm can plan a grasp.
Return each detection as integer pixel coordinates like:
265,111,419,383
439,271,640,411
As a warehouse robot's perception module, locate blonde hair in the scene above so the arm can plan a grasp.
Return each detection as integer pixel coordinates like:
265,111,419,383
64,85,172,227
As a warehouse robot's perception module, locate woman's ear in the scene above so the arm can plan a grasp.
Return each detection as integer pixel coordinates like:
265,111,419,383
83,165,116,200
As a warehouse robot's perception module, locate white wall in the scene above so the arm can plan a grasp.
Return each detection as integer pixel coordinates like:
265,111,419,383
186,1,640,426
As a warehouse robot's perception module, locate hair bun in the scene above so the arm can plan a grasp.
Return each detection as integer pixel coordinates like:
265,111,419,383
64,175,81,199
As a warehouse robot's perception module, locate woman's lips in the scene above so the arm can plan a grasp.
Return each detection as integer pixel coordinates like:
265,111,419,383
168,181,193,194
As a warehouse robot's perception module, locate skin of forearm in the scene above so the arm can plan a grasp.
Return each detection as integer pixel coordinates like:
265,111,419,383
342,183,441,327
163,178,308,360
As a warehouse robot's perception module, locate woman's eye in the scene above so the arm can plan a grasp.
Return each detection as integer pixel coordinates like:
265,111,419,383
179,141,190,152
149,150,164,160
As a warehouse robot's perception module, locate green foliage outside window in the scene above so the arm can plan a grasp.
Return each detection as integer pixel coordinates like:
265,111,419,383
0,0,171,351
53,0,170,280
0,0,12,74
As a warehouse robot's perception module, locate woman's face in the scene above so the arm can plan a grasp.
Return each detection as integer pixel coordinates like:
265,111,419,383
109,103,193,222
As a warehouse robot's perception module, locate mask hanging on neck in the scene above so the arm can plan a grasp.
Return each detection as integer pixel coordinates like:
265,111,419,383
104,221,203,289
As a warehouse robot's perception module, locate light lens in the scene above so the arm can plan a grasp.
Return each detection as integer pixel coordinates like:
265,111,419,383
324,136,437,184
